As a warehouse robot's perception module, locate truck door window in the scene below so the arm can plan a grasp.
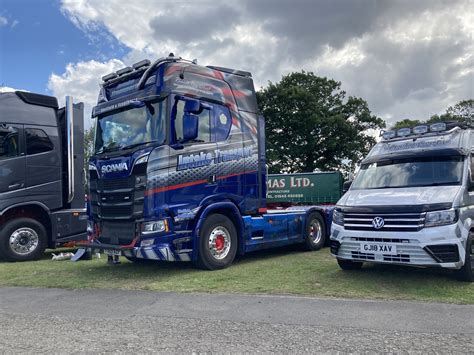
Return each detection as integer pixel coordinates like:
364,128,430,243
0,125,20,160
174,99,211,143
25,128,54,155
214,105,232,142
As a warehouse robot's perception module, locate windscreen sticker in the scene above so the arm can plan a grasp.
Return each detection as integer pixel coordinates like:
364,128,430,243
381,136,457,152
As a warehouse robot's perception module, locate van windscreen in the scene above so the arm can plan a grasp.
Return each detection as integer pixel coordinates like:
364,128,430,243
351,155,464,190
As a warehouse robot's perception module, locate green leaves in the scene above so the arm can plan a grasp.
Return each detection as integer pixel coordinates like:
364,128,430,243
257,71,385,174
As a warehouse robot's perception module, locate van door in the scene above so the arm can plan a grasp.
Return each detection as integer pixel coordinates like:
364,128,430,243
0,123,25,196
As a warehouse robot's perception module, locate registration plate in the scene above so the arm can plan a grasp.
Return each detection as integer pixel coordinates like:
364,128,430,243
359,242,397,255
104,249,122,256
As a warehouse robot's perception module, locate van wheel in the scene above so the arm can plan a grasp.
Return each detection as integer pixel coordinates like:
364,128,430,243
0,218,47,261
457,235,474,282
304,212,326,251
337,258,363,270
195,214,237,270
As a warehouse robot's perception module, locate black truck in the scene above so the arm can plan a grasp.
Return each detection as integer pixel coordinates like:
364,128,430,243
0,91,87,261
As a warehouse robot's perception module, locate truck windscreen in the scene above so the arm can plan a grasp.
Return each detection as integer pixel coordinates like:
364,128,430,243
95,98,166,154
351,155,464,189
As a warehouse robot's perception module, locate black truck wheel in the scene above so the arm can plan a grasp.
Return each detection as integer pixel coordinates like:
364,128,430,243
337,258,363,270
457,235,474,282
0,218,47,261
303,212,326,251
195,214,238,270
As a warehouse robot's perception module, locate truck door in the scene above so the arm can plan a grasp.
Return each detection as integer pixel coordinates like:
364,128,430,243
213,104,241,199
0,123,25,195
24,125,62,209
168,96,217,216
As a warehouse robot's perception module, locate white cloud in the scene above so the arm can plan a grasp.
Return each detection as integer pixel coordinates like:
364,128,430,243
0,16,8,27
0,86,19,93
58,0,473,127
47,59,124,128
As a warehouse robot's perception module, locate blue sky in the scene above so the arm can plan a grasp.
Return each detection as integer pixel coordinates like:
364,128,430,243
0,0,472,127
0,0,126,93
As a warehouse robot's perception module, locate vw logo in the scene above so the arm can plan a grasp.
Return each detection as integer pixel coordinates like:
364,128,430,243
372,216,385,229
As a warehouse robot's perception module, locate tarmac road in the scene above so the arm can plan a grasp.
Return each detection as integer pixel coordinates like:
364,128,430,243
0,287,472,353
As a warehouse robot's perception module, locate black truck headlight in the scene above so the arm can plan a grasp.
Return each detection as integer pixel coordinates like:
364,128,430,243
425,209,457,227
332,209,344,226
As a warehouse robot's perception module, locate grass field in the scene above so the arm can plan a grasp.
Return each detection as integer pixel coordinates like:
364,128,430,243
0,246,473,304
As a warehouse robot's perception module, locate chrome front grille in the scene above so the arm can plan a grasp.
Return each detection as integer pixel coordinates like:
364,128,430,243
343,212,426,232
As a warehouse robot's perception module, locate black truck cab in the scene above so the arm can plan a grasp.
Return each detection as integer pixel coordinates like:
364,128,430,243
0,91,86,261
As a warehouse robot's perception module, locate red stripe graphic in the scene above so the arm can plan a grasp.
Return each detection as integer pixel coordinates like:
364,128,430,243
144,170,258,196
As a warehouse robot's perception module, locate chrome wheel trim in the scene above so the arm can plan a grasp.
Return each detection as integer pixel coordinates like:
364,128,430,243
208,226,231,260
9,227,39,256
309,220,322,244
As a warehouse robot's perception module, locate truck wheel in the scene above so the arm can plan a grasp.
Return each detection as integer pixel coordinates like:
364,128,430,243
0,218,47,261
337,258,363,270
303,212,326,251
457,235,474,282
195,214,237,270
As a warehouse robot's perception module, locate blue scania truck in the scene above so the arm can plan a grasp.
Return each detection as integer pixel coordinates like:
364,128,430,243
83,54,333,269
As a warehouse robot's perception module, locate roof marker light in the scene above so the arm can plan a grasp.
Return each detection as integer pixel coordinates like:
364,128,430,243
397,128,411,137
430,122,446,132
116,67,133,76
382,130,396,139
102,72,118,82
132,59,150,70
413,125,428,134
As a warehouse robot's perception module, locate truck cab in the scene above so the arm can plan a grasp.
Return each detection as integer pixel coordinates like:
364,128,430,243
0,92,86,261
330,122,474,281
85,55,332,269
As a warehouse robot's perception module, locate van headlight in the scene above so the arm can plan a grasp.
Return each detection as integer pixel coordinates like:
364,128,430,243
332,209,344,226
141,220,167,234
425,209,457,227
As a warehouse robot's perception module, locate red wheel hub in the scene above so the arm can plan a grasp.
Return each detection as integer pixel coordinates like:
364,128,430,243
215,234,225,251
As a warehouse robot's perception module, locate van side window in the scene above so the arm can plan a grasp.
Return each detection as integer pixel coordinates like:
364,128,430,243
174,99,212,143
26,128,54,155
0,125,20,160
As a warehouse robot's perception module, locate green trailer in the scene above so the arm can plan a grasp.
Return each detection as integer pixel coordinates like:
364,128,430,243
266,172,343,205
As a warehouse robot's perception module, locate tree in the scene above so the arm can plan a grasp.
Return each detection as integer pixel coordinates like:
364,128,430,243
257,71,385,174
392,119,422,129
392,99,474,128
428,99,473,123
83,126,94,185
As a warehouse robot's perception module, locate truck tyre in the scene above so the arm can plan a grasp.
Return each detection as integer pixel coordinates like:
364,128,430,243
0,218,47,261
303,212,326,251
457,235,473,282
195,214,238,270
337,258,363,270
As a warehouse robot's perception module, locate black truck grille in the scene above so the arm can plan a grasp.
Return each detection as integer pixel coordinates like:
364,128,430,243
89,171,146,221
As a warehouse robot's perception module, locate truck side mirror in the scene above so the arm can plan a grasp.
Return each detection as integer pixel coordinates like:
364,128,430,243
342,180,352,193
182,113,199,142
184,99,201,114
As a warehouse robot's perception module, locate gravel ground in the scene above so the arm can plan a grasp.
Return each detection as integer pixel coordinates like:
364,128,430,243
0,287,472,353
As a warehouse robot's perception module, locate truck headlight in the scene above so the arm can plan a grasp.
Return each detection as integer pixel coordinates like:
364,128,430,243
425,209,457,227
141,220,167,234
332,209,344,226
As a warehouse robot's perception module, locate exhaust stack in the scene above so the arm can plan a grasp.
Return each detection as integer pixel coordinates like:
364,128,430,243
66,96,75,203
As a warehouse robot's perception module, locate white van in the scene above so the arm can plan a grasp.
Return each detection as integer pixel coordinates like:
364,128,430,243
330,122,474,281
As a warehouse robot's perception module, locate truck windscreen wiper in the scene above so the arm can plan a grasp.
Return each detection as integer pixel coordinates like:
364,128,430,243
119,141,157,151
